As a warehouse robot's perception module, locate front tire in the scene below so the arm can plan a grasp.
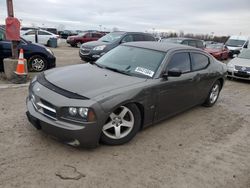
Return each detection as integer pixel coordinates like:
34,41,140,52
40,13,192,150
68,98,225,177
203,81,221,107
101,104,141,145
28,55,48,72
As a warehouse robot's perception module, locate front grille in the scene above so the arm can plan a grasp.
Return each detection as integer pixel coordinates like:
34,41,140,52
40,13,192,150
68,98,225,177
31,94,57,120
234,72,250,78
235,65,250,72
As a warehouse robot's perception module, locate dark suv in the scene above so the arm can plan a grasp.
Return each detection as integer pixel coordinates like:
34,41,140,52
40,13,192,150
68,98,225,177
0,27,56,72
67,32,104,47
161,37,205,49
79,31,156,62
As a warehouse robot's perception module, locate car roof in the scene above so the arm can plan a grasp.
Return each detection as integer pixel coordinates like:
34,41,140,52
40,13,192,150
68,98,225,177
110,31,153,36
122,41,202,53
169,37,203,42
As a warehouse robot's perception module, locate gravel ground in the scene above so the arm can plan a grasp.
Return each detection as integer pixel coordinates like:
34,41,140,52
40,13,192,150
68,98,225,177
0,44,250,188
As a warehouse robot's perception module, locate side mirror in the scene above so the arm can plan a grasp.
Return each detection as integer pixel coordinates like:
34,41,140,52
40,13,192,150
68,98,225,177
168,68,182,77
162,68,182,78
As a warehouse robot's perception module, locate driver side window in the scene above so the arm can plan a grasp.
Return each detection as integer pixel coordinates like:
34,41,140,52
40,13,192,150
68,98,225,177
121,35,133,43
167,52,191,73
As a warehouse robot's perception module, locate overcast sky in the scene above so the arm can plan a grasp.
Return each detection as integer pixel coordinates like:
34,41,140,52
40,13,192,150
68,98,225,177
0,0,250,36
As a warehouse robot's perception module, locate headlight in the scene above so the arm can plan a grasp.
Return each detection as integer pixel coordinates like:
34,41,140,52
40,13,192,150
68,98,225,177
62,107,96,123
46,48,54,55
93,45,106,51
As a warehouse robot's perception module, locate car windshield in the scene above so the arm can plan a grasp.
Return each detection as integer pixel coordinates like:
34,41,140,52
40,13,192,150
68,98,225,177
98,32,123,43
95,46,166,78
226,39,246,47
206,44,223,49
238,49,250,60
161,38,182,44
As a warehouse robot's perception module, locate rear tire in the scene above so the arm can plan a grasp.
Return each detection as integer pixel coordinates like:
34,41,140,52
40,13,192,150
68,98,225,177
101,103,141,145
203,80,221,107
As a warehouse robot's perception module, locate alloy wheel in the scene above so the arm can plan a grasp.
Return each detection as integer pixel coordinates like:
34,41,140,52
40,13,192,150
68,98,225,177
102,106,134,140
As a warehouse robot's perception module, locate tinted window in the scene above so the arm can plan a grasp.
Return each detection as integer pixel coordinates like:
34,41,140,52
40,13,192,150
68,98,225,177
38,31,50,35
144,35,155,41
25,30,36,35
0,30,5,40
197,41,204,48
133,34,144,41
191,53,209,71
167,53,191,73
182,40,188,45
92,33,100,38
122,35,133,43
188,40,196,47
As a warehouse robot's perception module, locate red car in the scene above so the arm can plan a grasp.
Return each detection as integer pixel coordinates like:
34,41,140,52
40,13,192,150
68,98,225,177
67,32,104,47
204,43,229,60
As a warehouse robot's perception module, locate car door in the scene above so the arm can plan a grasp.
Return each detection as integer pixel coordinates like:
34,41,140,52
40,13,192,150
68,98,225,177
156,51,198,121
23,30,36,43
0,29,12,60
190,52,214,102
38,30,51,45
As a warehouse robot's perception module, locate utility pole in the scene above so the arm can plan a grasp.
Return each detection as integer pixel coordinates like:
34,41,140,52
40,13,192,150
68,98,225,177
6,0,19,59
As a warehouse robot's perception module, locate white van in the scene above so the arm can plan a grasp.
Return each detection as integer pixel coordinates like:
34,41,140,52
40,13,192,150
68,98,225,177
225,35,249,57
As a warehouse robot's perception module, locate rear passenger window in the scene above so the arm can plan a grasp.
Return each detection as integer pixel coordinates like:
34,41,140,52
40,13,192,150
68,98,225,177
167,52,191,73
191,53,209,71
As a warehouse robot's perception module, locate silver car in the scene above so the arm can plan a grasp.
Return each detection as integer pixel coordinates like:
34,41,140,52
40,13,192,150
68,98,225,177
227,49,250,80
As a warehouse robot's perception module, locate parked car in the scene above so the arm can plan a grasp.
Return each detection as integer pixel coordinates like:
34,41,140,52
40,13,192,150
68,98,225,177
161,37,205,49
67,32,104,47
59,30,77,39
227,49,250,80
204,43,229,60
225,35,249,57
79,31,156,62
0,27,56,72
21,29,59,46
26,42,227,148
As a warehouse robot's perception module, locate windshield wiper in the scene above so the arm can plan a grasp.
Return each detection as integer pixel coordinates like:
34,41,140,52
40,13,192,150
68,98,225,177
104,66,131,76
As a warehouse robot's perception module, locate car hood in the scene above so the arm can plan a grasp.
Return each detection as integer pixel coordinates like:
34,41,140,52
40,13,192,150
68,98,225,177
44,64,146,99
81,41,109,48
226,46,242,51
230,57,250,67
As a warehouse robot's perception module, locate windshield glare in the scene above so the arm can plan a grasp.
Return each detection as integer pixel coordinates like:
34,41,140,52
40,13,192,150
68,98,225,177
99,32,123,43
238,49,250,60
226,39,246,47
96,46,166,78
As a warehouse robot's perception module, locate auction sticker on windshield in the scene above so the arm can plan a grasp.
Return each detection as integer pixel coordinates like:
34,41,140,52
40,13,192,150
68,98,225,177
135,67,154,77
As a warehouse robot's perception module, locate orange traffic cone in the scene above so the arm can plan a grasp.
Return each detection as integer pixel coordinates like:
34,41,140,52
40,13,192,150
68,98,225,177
15,49,27,75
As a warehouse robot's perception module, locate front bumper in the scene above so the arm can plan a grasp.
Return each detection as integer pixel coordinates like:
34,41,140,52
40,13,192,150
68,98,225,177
47,55,56,69
79,48,105,62
26,82,106,148
227,70,250,80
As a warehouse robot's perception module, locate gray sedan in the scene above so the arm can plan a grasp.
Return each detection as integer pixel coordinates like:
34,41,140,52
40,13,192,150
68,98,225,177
26,42,227,148
227,49,250,80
